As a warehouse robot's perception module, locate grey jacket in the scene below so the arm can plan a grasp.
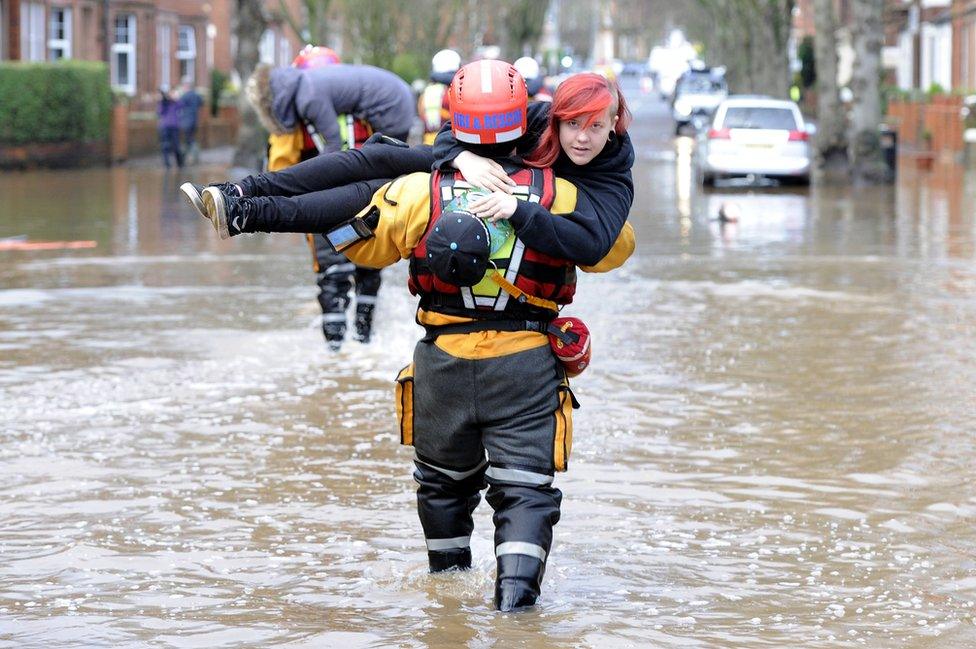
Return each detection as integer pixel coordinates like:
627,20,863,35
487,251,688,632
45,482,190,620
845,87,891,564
270,64,415,153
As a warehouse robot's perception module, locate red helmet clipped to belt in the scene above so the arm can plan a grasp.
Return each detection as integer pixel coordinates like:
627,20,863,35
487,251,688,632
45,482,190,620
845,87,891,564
448,60,527,145
293,45,340,69
548,317,592,378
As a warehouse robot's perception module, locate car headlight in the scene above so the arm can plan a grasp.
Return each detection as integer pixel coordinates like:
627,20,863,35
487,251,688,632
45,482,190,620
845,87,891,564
674,101,692,116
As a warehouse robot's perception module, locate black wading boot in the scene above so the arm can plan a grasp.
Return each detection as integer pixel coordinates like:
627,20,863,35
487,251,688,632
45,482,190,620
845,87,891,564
353,303,375,343
428,548,472,573
202,186,251,240
494,554,545,612
323,320,345,351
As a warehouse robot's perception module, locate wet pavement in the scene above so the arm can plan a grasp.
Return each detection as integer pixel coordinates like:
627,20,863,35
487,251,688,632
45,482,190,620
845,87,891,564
1,80,976,648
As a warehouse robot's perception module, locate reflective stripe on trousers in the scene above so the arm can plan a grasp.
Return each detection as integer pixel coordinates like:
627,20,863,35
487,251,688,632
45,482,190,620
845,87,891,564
426,535,470,551
495,541,547,562
413,456,486,557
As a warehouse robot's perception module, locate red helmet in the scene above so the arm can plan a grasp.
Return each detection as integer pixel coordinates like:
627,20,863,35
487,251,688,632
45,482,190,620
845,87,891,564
293,45,340,69
548,317,591,377
448,60,527,145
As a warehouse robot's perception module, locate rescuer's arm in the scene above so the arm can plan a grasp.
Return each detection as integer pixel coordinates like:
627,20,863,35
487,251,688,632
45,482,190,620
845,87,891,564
509,179,631,266
469,177,632,266
578,222,635,273
342,173,432,269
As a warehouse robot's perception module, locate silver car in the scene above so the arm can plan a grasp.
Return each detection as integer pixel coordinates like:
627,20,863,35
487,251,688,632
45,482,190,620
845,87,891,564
700,97,812,185
672,69,728,134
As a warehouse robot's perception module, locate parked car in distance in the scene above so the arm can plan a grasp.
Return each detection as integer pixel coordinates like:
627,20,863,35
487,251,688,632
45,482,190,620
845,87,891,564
699,96,812,185
671,68,728,134
621,60,649,76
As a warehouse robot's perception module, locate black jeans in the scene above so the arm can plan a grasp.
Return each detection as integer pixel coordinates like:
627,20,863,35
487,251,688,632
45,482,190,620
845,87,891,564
237,141,435,234
159,127,183,168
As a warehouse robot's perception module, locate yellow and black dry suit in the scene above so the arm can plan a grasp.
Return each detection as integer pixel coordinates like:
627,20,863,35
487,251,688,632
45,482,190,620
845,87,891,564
267,117,380,347
344,162,633,605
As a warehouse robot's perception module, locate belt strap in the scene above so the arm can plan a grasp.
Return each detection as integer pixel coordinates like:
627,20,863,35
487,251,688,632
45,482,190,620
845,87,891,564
421,318,581,345
422,319,549,342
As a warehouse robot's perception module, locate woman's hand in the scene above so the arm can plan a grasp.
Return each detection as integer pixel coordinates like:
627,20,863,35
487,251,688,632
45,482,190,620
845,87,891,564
453,151,516,194
468,192,519,223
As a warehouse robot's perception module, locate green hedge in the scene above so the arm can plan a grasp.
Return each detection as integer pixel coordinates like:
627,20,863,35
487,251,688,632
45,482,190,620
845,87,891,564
0,60,112,145
390,52,428,86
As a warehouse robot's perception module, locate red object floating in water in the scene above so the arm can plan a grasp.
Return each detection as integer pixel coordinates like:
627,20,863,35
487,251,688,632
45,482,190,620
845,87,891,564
0,239,97,251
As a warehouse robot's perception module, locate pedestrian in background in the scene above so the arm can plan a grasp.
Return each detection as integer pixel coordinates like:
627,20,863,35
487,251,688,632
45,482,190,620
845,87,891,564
178,80,204,165
157,87,184,169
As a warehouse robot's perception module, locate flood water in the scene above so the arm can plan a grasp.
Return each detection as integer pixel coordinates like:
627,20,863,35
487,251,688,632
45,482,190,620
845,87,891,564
2,86,976,648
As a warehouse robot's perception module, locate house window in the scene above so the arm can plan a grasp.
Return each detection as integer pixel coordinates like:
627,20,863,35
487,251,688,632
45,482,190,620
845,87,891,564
897,31,913,91
176,25,196,83
278,38,290,67
968,22,976,90
259,29,275,64
158,23,171,90
920,22,952,91
110,14,136,95
19,1,46,61
48,6,71,60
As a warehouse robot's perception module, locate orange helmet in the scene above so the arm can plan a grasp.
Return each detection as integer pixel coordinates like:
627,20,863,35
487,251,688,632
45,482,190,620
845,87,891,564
293,45,340,69
448,60,527,145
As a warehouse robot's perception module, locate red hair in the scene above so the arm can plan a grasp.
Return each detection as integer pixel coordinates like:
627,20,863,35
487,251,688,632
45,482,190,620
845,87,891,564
525,73,632,168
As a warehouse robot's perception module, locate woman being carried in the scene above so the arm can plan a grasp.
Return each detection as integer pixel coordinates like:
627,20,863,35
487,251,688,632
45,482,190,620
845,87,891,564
182,70,633,266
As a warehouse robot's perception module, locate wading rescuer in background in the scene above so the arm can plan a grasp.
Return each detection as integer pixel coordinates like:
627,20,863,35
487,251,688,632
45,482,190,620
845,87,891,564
418,49,461,145
257,49,413,349
263,47,379,349
299,60,632,611
192,48,414,350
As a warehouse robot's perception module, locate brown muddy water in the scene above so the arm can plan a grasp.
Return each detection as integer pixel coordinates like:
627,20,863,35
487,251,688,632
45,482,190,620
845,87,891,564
2,93,976,648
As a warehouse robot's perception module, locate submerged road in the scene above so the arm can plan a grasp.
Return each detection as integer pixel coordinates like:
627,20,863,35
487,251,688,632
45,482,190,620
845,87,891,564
1,79,976,647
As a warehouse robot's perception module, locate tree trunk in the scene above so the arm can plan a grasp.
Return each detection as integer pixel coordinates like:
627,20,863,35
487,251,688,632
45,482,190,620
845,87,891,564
307,0,332,44
232,0,268,172
849,0,888,182
752,0,794,98
695,0,792,97
812,0,848,174
503,0,551,60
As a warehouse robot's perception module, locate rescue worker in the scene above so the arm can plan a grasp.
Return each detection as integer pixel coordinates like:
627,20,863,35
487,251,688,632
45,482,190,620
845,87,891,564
203,61,634,610
513,56,552,102
418,49,461,145
354,61,633,611
251,55,414,349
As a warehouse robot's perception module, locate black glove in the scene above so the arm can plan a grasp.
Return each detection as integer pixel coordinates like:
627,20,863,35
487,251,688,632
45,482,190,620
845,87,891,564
364,132,409,147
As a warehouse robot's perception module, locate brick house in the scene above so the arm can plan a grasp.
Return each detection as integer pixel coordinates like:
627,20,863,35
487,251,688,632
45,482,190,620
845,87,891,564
1,0,304,109
952,0,976,90
885,0,955,91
